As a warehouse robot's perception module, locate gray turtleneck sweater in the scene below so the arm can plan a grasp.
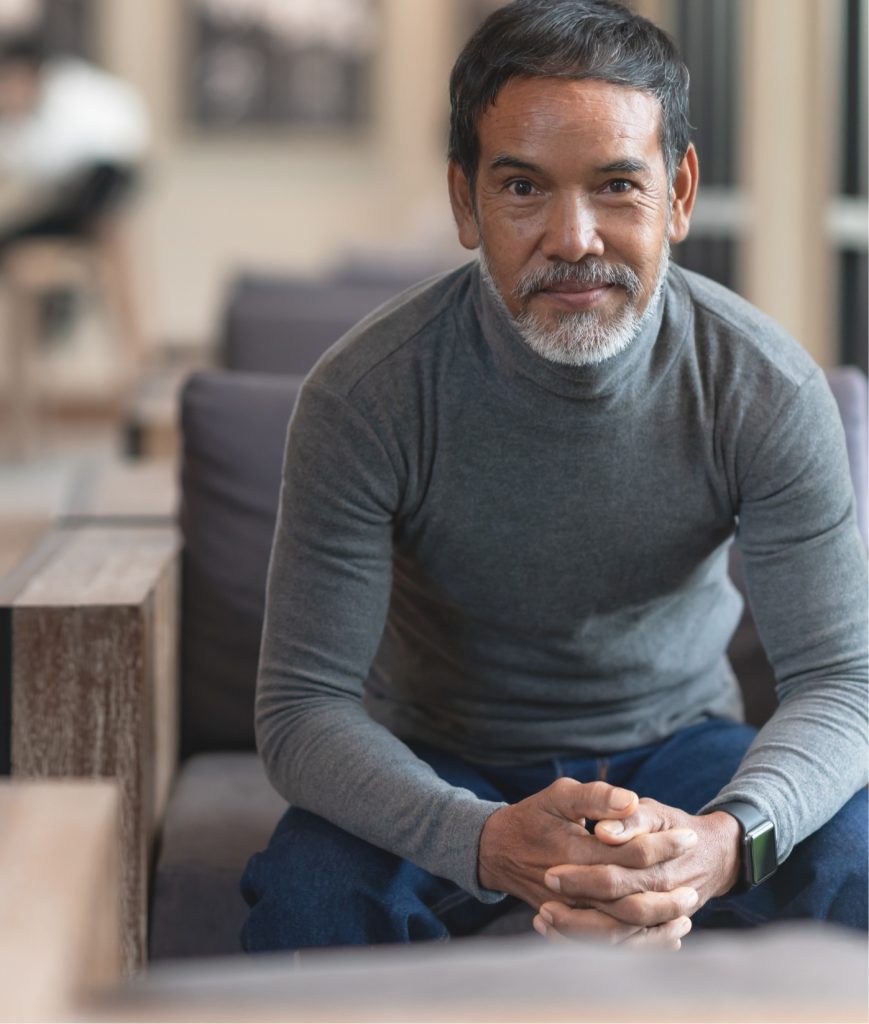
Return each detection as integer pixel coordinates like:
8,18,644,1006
255,262,868,901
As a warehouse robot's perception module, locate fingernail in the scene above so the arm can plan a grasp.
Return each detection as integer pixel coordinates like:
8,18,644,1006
533,916,548,937
544,873,561,892
685,888,699,908
540,907,554,925
597,820,624,836
609,788,634,810
679,916,693,936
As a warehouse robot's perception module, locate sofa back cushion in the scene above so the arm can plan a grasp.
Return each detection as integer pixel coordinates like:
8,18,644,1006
220,273,410,376
180,371,301,755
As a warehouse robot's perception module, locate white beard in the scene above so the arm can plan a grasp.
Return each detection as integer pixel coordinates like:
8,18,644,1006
479,241,670,369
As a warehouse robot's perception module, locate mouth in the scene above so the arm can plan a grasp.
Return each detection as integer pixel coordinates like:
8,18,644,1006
535,282,616,312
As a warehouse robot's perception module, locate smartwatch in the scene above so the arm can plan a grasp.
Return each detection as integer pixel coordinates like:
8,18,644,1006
711,800,777,892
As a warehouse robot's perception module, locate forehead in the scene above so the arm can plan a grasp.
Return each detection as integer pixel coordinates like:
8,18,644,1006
478,76,663,163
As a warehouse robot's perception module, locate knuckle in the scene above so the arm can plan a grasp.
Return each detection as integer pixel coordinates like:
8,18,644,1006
630,895,658,927
629,838,655,869
550,776,575,800
595,865,623,900
585,780,610,801
646,862,674,892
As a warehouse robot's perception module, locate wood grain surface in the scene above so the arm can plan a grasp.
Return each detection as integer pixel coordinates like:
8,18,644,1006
8,527,180,974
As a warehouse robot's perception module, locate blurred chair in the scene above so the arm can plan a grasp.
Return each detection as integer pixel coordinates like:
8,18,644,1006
3,223,143,457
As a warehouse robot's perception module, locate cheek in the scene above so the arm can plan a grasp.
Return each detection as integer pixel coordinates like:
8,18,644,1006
608,219,667,273
482,215,542,272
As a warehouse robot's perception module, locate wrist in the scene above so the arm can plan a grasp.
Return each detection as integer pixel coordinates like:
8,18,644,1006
478,806,508,891
705,810,742,897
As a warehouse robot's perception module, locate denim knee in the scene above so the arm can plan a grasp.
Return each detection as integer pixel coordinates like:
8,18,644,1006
780,787,868,930
240,806,453,951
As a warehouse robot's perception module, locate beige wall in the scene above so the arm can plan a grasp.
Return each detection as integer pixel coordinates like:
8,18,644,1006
99,0,467,349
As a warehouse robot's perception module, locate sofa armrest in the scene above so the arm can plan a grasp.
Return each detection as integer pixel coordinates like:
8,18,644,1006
2,526,180,973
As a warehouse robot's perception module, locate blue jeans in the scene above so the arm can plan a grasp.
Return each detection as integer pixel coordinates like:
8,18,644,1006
240,719,868,950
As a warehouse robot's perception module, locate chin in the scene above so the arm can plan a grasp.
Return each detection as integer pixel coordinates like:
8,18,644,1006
515,311,640,367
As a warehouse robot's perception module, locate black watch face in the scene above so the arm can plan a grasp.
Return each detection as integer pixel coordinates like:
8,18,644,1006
748,822,777,883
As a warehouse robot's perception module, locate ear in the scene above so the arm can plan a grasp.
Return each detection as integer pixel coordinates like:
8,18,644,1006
448,160,480,250
668,143,699,244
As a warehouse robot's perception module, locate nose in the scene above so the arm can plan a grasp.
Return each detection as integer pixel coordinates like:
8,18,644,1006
540,192,604,263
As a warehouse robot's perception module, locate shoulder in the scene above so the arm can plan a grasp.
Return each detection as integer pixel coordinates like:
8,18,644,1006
304,261,476,400
670,264,818,389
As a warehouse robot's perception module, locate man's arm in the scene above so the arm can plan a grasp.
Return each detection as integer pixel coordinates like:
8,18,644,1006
701,368,867,852
256,380,505,900
534,368,868,939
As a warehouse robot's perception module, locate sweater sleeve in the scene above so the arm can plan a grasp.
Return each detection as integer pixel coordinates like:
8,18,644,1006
701,368,868,860
255,381,506,901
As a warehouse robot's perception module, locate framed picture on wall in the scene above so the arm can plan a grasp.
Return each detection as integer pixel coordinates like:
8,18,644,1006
187,0,381,131
0,0,94,58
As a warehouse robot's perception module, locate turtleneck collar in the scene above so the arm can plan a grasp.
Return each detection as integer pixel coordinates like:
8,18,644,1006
469,260,678,412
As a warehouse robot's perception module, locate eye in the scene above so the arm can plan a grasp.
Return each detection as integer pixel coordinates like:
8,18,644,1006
604,179,634,194
506,179,538,197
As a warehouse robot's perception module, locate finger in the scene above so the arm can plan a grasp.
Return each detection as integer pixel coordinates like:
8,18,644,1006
533,914,574,944
622,915,692,951
536,904,643,945
547,778,639,824
582,828,697,869
545,861,676,900
587,887,700,927
594,800,671,844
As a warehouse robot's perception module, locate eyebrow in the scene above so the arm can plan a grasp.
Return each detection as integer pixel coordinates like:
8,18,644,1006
490,154,544,174
597,159,651,174
489,154,652,176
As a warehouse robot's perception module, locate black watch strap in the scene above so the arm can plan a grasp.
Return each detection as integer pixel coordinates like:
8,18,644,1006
711,800,777,893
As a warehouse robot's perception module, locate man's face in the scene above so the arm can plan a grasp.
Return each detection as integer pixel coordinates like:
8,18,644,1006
449,76,696,366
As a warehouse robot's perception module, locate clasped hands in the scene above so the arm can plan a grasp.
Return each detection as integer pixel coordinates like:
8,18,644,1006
478,778,741,950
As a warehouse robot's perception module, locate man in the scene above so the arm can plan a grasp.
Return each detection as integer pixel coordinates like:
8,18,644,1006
241,0,867,951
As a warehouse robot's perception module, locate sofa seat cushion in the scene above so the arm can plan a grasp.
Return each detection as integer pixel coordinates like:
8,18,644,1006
150,752,287,960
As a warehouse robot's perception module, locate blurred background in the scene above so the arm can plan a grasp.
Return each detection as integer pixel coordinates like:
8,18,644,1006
0,0,865,464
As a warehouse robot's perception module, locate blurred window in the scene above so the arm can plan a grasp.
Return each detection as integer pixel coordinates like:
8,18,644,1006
187,0,380,131
835,0,868,371
666,0,742,291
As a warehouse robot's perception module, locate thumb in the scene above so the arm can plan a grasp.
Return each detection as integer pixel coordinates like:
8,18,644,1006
548,779,639,823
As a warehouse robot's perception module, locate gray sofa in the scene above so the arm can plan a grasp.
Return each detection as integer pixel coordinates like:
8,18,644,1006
148,365,868,960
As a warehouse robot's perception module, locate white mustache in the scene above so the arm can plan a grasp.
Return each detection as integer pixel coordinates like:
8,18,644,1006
515,260,643,302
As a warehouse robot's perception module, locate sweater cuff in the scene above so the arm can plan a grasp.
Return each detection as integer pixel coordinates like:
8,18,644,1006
444,797,509,903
